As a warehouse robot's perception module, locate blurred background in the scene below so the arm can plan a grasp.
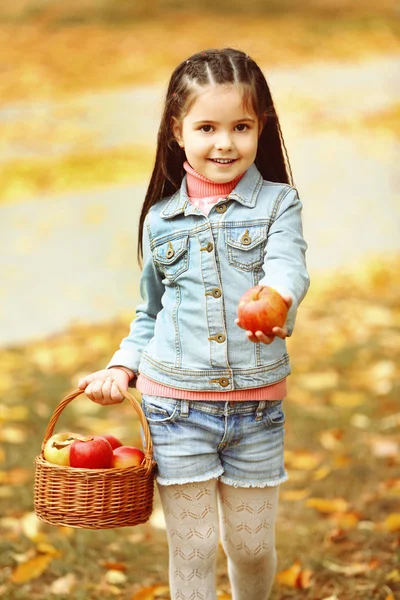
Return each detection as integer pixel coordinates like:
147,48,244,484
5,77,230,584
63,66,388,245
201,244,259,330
0,2,399,599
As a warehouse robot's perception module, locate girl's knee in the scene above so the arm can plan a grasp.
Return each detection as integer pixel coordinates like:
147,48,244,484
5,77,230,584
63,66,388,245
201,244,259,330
222,535,276,568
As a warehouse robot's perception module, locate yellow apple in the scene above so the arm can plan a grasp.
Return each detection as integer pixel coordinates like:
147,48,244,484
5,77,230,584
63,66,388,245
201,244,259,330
43,432,82,466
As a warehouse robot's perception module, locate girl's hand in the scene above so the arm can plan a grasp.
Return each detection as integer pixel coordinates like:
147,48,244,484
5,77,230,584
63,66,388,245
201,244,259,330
235,295,292,345
78,368,132,405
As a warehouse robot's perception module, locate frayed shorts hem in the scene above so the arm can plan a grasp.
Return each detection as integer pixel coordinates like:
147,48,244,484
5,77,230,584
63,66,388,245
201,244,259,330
156,468,289,488
156,465,224,486
219,470,289,488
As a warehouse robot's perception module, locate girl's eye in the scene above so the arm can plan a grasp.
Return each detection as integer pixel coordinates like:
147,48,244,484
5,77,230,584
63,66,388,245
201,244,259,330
200,125,214,133
235,124,249,132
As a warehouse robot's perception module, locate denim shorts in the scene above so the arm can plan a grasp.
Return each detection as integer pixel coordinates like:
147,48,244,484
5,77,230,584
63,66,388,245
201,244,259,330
141,395,288,488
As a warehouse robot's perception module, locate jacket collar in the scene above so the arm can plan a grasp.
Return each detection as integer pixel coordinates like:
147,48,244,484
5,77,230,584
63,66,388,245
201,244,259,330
160,163,263,219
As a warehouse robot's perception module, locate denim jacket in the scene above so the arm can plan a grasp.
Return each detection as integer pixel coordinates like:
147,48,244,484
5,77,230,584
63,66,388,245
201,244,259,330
107,163,310,392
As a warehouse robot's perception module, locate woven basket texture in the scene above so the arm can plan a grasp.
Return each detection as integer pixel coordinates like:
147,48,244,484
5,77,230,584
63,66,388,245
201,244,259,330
34,388,156,529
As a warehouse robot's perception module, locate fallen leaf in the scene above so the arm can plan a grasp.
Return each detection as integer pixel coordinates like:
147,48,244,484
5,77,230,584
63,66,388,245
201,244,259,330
105,570,127,585
101,561,128,572
21,512,45,542
382,513,400,532
319,428,343,450
284,450,322,470
350,413,371,429
386,569,400,582
329,391,366,407
281,488,310,501
131,585,170,600
50,573,77,594
329,511,361,529
10,554,53,583
323,558,378,575
275,560,301,587
370,438,399,458
306,497,349,514
36,542,61,557
313,466,331,481
275,560,313,589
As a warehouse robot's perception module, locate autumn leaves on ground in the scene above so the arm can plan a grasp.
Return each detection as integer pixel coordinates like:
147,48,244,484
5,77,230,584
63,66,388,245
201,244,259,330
1,258,399,599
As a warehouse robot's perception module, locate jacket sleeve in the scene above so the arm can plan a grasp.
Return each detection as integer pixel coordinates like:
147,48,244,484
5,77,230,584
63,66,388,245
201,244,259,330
106,216,164,372
258,187,310,336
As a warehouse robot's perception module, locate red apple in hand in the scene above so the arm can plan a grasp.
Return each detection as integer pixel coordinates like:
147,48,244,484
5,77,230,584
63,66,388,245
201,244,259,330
112,446,144,468
70,436,113,469
43,432,82,466
237,286,288,336
101,434,123,450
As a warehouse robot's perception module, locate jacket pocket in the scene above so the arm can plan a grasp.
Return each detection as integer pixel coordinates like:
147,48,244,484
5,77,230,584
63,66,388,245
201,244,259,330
153,236,189,282
226,225,267,271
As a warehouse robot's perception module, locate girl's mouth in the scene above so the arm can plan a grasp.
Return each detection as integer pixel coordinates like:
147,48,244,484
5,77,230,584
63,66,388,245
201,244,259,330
208,158,237,165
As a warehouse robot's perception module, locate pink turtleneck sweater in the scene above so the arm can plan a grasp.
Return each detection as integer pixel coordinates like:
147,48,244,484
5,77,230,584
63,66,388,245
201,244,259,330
135,162,287,401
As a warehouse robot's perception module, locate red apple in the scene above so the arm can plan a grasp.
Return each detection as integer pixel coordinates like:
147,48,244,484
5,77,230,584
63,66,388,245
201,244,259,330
69,436,113,469
43,432,82,466
112,446,145,468
237,286,288,336
101,434,123,450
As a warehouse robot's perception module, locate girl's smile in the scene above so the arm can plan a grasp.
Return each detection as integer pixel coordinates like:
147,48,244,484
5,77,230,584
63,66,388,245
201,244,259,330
173,84,262,183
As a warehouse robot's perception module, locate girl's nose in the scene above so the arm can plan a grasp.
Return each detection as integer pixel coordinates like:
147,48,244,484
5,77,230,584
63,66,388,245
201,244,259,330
214,133,234,151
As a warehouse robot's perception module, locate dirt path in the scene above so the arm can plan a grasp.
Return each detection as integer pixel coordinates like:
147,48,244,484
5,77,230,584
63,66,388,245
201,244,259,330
1,55,399,347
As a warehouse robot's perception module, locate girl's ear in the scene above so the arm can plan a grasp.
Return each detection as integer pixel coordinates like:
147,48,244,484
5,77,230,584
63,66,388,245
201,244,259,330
171,117,184,148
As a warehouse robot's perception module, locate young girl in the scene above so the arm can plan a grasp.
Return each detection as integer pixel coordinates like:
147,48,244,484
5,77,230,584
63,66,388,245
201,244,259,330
78,48,309,600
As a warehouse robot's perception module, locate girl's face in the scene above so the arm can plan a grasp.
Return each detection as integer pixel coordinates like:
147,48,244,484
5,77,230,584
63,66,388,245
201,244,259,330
173,84,262,184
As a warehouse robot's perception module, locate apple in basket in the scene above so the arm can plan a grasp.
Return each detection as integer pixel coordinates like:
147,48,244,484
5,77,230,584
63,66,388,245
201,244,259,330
69,436,114,469
100,434,123,450
43,432,83,466
112,446,145,468
237,285,288,336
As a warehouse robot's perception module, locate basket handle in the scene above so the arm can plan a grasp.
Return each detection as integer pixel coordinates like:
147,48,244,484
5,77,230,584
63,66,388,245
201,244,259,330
40,387,154,472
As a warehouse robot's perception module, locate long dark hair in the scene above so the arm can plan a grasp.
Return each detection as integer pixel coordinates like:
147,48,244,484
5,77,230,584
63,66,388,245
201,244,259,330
137,47,293,262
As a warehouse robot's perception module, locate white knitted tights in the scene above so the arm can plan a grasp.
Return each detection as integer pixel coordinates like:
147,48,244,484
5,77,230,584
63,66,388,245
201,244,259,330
158,480,279,600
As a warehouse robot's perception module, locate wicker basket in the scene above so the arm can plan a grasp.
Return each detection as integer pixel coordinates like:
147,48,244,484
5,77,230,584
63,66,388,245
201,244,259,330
34,387,157,529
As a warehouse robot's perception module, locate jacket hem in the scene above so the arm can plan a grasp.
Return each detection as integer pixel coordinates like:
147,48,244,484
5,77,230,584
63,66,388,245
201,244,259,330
138,352,291,391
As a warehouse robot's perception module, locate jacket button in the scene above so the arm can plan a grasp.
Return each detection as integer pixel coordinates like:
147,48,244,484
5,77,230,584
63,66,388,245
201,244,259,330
207,242,214,252
219,377,229,387
216,333,226,343
166,241,175,259
216,203,227,214
241,229,252,245
212,288,222,298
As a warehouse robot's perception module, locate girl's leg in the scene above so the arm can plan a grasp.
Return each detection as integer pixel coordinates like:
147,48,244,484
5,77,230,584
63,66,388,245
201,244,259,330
158,479,220,600
218,483,280,600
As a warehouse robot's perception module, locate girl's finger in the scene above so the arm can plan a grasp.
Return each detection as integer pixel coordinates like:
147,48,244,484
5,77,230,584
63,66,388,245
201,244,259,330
254,330,275,344
78,378,88,389
272,326,288,339
89,379,107,404
111,381,124,403
102,376,113,401
235,317,244,330
245,330,257,343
